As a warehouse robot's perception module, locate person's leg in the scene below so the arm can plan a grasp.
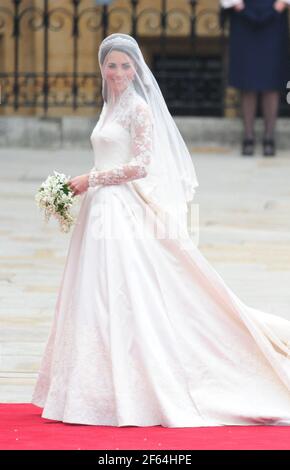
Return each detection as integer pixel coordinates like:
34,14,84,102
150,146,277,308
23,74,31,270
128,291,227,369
240,90,258,156
241,90,258,139
261,90,280,156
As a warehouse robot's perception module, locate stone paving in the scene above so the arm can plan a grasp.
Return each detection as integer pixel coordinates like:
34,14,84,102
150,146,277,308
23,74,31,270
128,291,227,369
1,145,290,402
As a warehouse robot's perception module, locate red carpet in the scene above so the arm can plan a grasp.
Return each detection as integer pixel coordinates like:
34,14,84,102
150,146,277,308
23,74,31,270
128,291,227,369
1,404,290,450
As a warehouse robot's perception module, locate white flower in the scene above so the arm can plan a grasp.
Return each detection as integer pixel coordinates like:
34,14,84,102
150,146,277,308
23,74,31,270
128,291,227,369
35,171,78,233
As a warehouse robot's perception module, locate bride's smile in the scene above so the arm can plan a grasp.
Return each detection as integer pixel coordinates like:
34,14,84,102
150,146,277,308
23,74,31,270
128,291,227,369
104,50,136,95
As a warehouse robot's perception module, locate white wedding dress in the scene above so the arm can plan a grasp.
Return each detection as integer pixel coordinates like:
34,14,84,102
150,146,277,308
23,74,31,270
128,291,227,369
32,87,290,427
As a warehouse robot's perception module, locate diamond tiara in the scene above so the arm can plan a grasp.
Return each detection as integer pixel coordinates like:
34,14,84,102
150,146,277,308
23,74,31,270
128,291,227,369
101,36,137,49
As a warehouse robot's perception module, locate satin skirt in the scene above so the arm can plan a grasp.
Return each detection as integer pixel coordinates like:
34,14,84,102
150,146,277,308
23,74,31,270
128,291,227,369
32,183,290,427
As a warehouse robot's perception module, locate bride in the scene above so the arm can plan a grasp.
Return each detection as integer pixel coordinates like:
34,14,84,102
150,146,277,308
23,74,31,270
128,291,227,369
32,33,290,427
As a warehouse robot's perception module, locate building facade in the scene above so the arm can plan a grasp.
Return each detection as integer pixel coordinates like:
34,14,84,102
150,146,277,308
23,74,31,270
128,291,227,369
0,0,289,117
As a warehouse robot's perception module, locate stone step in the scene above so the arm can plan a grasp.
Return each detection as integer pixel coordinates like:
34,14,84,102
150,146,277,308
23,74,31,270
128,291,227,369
1,116,290,149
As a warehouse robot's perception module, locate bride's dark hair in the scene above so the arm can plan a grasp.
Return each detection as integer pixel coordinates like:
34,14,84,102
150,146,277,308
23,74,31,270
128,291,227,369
99,44,147,103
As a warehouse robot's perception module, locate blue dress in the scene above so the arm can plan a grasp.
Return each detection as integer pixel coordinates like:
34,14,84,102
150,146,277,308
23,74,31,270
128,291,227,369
228,0,290,90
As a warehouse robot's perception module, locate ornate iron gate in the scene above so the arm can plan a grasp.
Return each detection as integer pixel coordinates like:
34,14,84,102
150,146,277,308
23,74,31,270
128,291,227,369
0,1,288,116
0,0,228,115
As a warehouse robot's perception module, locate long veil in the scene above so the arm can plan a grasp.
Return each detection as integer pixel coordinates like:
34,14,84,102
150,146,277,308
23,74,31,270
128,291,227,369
98,33,199,236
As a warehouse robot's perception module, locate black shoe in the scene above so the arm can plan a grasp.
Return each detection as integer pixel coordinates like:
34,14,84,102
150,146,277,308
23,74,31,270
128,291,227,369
263,138,275,157
242,138,255,156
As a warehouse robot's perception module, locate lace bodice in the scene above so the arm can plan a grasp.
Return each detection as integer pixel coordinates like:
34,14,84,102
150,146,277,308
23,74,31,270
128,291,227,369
89,86,153,187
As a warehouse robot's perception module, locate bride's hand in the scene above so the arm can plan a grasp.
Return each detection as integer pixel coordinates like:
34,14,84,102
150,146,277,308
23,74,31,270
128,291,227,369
273,1,288,12
67,174,89,196
234,1,245,11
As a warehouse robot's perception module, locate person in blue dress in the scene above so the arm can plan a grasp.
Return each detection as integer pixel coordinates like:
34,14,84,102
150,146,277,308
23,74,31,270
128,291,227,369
220,0,290,156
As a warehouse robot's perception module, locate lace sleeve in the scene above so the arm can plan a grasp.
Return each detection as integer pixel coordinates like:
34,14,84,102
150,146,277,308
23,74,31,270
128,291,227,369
88,102,153,187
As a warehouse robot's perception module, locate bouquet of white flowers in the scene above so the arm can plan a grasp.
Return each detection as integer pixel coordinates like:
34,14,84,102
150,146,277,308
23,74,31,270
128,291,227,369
35,171,78,233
